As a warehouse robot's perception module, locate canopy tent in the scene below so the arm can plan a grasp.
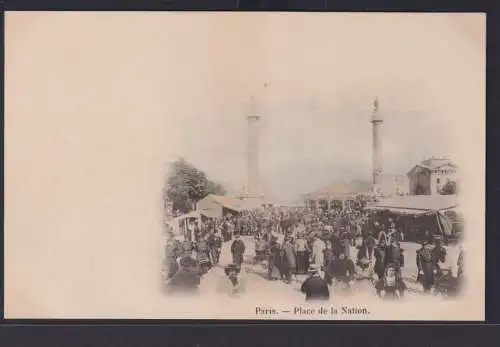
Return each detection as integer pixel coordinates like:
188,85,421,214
196,194,247,218
234,197,266,210
364,195,458,215
364,195,459,239
165,210,204,234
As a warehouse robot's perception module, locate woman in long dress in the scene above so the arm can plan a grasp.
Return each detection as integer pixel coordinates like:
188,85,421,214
311,234,326,270
267,238,282,280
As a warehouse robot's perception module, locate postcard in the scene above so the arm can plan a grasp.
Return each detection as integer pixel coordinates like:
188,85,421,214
4,11,485,320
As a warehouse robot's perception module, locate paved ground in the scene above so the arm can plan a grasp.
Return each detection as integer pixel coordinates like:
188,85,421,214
198,236,459,301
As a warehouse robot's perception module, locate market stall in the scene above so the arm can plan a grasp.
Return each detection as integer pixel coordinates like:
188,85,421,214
165,210,203,236
303,180,375,210
364,195,460,242
197,194,261,217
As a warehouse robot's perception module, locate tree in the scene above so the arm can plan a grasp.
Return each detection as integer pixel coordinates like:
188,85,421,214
205,180,227,196
165,158,227,214
440,180,457,195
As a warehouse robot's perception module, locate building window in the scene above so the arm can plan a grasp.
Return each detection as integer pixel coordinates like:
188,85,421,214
437,178,441,184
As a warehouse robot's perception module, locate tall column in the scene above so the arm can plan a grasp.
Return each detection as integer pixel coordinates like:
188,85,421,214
246,107,260,195
371,98,383,191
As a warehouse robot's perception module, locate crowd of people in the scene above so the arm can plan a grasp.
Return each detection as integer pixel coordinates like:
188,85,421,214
163,203,464,301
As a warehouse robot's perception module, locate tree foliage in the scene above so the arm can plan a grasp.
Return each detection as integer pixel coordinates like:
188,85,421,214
440,180,458,195
165,158,227,214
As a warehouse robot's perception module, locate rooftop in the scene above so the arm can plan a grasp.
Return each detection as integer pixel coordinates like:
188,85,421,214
365,194,459,215
305,180,373,200
414,157,457,170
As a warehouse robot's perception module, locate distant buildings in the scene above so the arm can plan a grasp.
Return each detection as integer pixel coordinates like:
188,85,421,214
407,157,459,195
302,180,374,209
303,98,459,207
376,174,410,196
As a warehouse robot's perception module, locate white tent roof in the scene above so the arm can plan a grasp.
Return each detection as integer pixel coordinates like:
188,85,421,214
165,210,200,232
199,194,245,212
365,195,459,215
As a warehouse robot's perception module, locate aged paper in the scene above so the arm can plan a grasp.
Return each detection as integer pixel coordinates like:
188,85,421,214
4,12,485,320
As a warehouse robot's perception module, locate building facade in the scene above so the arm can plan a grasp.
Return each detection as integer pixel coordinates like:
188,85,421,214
377,174,410,196
407,157,459,195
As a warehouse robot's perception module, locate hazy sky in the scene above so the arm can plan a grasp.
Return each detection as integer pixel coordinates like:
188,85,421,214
167,13,485,199
6,13,484,203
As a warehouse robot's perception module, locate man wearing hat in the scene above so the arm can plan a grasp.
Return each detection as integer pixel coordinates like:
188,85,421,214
294,232,310,274
254,234,268,264
181,236,194,258
230,233,246,266
217,263,246,297
208,231,222,265
386,237,404,270
416,239,437,293
166,256,201,295
330,250,356,287
356,234,375,277
164,232,180,279
323,241,336,285
267,236,282,280
431,235,447,271
195,234,212,273
386,218,397,242
374,237,388,281
300,264,330,301
281,236,296,284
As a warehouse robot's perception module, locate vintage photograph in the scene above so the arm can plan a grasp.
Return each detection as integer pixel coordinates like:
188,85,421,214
5,12,484,320
164,98,464,303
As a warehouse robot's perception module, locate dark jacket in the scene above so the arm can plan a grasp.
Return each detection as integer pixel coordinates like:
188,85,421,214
209,235,222,249
385,245,402,267
364,235,377,249
281,242,296,269
432,245,447,268
231,239,246,255
331,257,355,280
300,275,330,301
374,245,387,274
167,269,201,294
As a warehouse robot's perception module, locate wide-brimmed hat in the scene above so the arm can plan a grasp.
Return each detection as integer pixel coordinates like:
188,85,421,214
224,263,241,275
309,264,321,273
359,258,371,265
